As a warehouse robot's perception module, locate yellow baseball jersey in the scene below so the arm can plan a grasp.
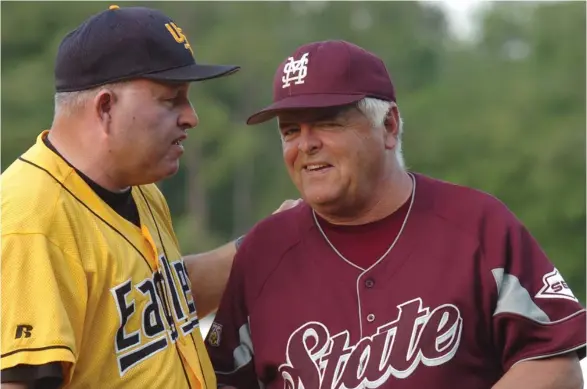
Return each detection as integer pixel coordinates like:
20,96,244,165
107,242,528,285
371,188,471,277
1,131,216,388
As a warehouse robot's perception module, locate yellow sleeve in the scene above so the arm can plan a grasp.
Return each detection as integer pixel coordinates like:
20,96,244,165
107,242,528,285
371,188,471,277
1,233,87,379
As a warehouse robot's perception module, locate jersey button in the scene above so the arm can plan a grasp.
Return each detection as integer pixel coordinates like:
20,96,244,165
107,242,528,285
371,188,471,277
365,278,375,288
367,313,375,322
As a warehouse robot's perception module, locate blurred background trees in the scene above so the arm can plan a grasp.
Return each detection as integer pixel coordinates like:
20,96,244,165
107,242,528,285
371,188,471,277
2,1,585,301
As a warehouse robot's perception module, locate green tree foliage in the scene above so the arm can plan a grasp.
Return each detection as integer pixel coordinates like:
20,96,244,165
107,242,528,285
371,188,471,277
2,1,584,301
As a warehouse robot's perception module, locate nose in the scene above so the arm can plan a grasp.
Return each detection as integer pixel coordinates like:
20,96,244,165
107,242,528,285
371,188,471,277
179,101,199,130
297,125,321,155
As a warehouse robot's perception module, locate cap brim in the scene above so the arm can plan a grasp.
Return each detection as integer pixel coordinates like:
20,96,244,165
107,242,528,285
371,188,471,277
143,63,240,83
246,93,366,125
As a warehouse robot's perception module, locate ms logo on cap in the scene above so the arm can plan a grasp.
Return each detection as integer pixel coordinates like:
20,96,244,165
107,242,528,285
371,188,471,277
282,52,309,88
165,22,193,55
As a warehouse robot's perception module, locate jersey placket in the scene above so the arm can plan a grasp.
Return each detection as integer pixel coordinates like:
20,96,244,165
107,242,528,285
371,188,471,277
356,271,380,338
140,224,186,345
140,223,210,388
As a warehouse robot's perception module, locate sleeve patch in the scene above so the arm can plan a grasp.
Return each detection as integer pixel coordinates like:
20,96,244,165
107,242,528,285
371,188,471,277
535,268,578,302
207,322,223,348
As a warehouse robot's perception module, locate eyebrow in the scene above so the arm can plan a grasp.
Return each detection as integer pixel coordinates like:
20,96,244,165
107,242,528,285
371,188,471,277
278,121,295,130
158,82,189,94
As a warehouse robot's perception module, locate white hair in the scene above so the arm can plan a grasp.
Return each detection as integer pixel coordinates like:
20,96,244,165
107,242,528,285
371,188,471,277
53,81,128,117
54,89,97,117
357,97,405,169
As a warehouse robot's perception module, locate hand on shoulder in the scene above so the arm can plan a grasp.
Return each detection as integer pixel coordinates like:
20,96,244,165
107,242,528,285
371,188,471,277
272,198,303,214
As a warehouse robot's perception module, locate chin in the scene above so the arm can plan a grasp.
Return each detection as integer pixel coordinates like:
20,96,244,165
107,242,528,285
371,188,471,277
150,162,180,183
303,190,339,207
162,163,180,179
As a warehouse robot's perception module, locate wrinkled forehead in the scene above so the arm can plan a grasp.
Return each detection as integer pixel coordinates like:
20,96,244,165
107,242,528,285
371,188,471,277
277,104,359,125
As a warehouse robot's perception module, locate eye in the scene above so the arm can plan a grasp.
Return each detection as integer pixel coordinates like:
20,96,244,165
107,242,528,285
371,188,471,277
281,126,300,139
165,94,180,102
162,92,189,108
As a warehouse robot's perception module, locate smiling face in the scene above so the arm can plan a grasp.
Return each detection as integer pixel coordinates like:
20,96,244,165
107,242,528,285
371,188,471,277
101,79,198,186
278,104,397,217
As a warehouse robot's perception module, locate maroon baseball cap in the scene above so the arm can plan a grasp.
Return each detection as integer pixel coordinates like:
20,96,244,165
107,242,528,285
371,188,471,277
246,40,396,125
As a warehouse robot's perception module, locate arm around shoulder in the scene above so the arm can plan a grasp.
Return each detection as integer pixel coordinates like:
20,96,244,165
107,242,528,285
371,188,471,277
184,198,302,317
183,239,239,318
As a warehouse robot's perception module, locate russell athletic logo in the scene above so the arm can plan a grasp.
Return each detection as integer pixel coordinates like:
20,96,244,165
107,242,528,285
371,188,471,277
279,298,463,389
15,324,33,339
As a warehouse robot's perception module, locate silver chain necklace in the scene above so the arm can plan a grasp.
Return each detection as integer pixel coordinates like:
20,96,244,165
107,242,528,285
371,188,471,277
312,172,416,272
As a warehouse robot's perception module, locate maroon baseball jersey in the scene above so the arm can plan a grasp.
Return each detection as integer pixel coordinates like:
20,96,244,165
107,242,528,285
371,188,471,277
206,172,586,389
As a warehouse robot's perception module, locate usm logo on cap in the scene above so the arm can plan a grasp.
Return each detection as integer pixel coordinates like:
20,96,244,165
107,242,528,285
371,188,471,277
165,22,193,55
282,52,309,88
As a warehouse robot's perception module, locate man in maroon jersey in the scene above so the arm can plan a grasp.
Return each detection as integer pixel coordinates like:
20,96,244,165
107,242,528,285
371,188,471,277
204,40,586,389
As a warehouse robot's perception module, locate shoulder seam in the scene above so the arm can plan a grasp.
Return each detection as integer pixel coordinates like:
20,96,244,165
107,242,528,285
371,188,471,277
248,238,303,317
427,208,495,303
4,158,72,236
427,210,483,251
2,232,86,271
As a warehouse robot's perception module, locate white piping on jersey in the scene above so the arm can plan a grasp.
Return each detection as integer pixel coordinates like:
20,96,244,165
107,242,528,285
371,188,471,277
509,343,587,369
313,173,416,338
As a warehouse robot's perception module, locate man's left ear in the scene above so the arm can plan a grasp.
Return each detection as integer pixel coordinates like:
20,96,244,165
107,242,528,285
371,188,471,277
383,105,400,150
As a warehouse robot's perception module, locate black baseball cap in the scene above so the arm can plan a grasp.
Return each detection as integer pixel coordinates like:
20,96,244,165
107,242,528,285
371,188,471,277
54,5,240,92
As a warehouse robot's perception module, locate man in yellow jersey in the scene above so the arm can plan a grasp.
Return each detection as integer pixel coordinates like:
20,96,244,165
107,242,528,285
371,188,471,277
0,5,297,389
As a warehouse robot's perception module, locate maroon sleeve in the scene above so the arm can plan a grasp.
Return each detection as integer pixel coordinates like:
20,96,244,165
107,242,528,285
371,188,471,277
481,199,586,372
205,237,260,389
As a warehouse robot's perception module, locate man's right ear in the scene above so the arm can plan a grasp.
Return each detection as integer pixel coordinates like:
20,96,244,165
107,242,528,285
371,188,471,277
94,88,116,128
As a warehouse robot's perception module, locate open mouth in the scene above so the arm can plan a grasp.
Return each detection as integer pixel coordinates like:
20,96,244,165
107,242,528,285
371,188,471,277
304,163,332,172
172,136,186,146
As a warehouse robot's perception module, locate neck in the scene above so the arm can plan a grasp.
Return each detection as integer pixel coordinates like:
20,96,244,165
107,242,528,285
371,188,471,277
314,168,413,226
48,121,129,193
